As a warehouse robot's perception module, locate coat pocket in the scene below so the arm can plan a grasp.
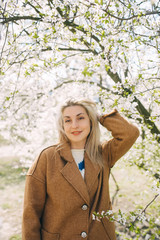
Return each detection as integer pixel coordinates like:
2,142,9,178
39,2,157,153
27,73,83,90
41,228,60,240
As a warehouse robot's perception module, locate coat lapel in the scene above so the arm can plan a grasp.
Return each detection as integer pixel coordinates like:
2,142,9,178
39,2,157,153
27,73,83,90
84,152,101,194
59,143,90,205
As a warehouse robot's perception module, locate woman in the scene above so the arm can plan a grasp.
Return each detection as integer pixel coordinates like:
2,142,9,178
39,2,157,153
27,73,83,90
22,98,139,240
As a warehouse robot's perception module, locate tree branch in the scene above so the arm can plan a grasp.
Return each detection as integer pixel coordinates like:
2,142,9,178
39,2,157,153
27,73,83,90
133,96,160,143
97,64,160,142
106,68,122,83
56,7,104,52
104,10,160,21
58,47,95,53
1,15,42,24
141,194,159,214
133,194,159,224
110,171,120,205
26,2,42,15
54,79,110,91
0,23,9,64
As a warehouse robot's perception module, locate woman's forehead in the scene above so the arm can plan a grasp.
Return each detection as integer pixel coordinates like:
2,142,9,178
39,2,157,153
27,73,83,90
63,105,87,117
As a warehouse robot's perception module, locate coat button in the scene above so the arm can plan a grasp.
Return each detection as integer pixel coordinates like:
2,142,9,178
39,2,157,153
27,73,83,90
81,231,87,238
81,204,88,210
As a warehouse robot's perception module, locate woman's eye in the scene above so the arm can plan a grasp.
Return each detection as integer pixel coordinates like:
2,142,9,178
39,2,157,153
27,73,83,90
65,120,71,123
79,117,84,120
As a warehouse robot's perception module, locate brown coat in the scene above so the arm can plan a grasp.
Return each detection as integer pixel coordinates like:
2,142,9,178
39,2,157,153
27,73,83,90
22,109,139,240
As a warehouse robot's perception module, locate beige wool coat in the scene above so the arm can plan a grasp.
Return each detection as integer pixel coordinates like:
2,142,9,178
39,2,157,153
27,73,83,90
22,109,139,240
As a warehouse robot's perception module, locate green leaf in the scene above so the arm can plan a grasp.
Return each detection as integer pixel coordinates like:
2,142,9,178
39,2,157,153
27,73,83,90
129,223,134,232
70,38,78,42
0,71,5,75
105,65,110,71
24,70,30,76
5,97,10,101
82,66,93,77
33,32,39,39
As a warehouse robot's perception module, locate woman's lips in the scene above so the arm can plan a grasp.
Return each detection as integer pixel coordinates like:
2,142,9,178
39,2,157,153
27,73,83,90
71,131,82,135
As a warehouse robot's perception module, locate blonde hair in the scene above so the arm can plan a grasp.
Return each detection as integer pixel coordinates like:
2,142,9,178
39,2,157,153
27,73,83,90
57,98,103,166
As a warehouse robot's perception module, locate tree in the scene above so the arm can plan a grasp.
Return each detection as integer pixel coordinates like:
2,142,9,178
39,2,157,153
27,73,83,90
0,0,160,238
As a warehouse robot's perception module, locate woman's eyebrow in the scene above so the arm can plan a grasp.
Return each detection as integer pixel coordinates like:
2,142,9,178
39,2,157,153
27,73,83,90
77,113,85,116
63,113,85,118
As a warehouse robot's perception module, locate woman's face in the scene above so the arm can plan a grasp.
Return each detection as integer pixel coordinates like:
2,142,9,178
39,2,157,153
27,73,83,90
63,105,91,149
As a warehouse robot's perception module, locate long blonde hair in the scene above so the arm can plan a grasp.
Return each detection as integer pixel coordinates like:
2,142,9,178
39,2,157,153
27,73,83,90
57,98,103,166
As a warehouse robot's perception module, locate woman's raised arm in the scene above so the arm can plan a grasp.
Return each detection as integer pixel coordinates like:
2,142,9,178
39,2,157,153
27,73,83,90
99,109,140,168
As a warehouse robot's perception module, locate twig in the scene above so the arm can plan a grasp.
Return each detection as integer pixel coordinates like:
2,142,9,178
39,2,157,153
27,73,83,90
132,194,159,224
104,10,160,21
141,194,159,215
110,171,120,205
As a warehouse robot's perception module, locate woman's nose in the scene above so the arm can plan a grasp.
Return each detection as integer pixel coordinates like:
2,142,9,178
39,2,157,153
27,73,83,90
71,120,78,128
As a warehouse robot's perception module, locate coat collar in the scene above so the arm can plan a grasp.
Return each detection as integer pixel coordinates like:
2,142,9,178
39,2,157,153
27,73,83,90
58,142,74,163
58,142,101,205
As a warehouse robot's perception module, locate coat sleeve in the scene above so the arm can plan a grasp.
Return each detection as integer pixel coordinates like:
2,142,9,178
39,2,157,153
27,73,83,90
22,150,47,240
100,109,140,168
